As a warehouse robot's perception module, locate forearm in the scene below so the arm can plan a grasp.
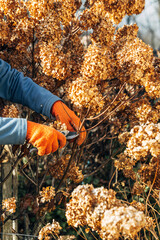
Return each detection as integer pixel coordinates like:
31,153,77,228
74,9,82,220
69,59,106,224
0,117,27,145
0,59,61,118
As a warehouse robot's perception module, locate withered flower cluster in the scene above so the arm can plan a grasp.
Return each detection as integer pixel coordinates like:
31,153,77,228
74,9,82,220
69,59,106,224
0,0,33,52
67,77,105,116
67,1,159,117
129,98,160,125
2,197,16,214
66,184,121,228
0,104,20,118
49,154,84,183
66,184,151,240
39,35,84,81
0,0,83,84
81,0,145,29
125,123,160,160
38,219,62,240
26,0,84,81
39,186,55,203
101,206,146,240
139,157,160,189
116,122,160,190
81,44,115,83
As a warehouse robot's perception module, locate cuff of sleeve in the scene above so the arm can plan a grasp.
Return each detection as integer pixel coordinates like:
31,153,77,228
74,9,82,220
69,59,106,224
41,96,63,119
11,118,27,144
0,117,27,145
19,118,28,144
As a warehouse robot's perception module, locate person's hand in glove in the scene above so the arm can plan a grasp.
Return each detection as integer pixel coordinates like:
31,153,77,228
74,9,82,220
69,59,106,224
51,101,86,145
26,121,66,156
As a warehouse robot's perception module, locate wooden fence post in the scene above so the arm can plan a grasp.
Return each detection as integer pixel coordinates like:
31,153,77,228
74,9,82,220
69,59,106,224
1,149,18,240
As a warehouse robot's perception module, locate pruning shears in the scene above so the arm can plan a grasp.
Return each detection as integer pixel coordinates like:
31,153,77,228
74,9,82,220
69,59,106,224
29,130,79,154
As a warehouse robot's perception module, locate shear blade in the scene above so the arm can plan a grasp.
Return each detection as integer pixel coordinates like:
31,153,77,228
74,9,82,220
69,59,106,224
60,130,79,140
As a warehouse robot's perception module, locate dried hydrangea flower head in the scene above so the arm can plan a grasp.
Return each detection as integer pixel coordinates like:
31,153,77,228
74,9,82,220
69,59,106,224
81,44,116,82
66,184,151,240
143,56,160,99
126,0,145,15
80,1,116,44
66,184,120,229
38,219,62,240
130,99,160,124
39,42,71,80
49,154,84,183
67,77,105,117
0,0,33,50
86,187,122,232
39,35,83,80
117,121,160,189
82,0,145,25
1,104,20,118
139,157,160,189
66,184,95,227
2,197,16,214
125,123,160,160
60,0,81,25
39,186,55,203
142,61,160,98
100,206,146,240
26,0,84,81
115,24,154,85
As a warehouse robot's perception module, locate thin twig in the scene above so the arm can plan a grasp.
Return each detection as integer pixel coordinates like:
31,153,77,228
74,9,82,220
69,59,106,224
145,157,159,214
89,229,99,240
39,167,49,190
85,82,126,121
86,87,142,132
72,226,87,240
79,226,88,240
0,157,21,186
55,141,78,192
149,229,159,240
0,232,38,238
83,157,110,179
85,133,107,148
19,169,37,186
108,169,116,189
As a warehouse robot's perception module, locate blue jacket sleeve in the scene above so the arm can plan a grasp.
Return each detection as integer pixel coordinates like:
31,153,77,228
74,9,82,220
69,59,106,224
0,58,62,145
0,117,27,145
0,58,61,117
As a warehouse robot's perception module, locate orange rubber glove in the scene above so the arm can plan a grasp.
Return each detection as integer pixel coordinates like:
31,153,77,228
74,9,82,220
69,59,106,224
51,101,86,145
26,121,66,156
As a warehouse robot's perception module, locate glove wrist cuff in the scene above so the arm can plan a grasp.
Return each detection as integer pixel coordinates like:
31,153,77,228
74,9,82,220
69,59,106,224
26,121,36,140
51,100,63,116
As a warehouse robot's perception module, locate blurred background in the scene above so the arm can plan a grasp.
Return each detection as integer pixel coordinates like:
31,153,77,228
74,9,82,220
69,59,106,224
120,0,160,50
